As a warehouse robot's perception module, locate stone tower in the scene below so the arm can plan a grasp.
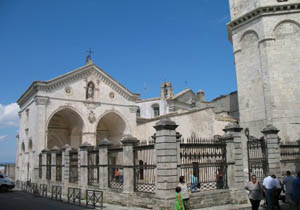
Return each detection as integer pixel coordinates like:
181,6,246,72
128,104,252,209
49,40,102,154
227,0,300,142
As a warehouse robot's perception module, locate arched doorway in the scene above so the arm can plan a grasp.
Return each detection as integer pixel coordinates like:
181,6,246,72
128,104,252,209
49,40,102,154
47,108,84,149
96,112,126,145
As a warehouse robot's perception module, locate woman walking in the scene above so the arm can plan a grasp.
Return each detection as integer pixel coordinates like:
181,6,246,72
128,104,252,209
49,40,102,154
245,175,263,210
174,187,185,210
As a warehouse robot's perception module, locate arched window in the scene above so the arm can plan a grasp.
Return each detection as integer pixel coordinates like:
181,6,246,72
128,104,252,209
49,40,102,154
164,85,168,98
21,142,25,153
28,139,33,152
152,104,160,117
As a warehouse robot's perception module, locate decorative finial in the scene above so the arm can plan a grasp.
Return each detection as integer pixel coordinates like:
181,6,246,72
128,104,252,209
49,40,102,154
86,48,94,64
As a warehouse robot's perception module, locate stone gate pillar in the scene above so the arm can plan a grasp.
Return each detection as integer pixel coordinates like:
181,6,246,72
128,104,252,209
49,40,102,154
222,122,248,204
62,145,71,196
153,117,178,210
99,139,112,190
262,124,281,177
121,135,138,194
79,143,91,195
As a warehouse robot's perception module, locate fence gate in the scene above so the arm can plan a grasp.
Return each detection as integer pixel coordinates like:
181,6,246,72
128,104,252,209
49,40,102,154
246,129,268,181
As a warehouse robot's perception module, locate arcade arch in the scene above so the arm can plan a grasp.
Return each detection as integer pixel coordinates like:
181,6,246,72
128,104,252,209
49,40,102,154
96,112,126,145
47,108,84,149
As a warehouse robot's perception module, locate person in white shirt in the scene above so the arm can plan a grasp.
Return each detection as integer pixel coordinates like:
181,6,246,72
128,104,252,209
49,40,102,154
178,176,190,210
263,175,276,210
271,175,282,210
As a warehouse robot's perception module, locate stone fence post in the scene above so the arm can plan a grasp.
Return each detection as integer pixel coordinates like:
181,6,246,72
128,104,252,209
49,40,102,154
50,146,59,183
153,117,178,210
63,145,71,196
99,139,112,190
121,135,139,194
262,124,281,177
79,143,92,195
222,122,248,204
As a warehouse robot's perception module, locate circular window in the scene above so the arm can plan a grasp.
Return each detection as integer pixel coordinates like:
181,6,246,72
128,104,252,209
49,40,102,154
65,87,72,95
109,92,115,99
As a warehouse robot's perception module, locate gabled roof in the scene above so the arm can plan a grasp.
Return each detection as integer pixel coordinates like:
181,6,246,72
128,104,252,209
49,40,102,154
17,63,140,106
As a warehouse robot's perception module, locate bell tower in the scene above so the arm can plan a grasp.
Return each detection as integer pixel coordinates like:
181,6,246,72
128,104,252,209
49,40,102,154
227,0,300,141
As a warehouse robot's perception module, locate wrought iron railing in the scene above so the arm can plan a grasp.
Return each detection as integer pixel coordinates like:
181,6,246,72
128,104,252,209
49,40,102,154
68,187,81,206
179,137,227,191
280,143,300,163
69,150,79,183
56,153,63,182
39,184,48,197
108,146,123,190
134,144,156,193
51,185,62,201
88,149,99,186
86,189,103,208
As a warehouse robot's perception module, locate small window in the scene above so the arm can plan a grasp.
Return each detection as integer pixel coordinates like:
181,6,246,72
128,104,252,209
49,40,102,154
164,85,168,98
152,104,160,117
136,108,140,117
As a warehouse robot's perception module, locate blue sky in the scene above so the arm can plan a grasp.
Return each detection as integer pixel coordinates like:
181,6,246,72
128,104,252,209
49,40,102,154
0,0,236,162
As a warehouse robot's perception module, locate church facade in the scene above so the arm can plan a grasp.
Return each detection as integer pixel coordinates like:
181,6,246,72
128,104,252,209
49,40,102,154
16,57,237,181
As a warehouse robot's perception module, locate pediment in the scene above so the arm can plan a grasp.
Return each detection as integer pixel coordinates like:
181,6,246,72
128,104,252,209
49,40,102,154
18,63,140,106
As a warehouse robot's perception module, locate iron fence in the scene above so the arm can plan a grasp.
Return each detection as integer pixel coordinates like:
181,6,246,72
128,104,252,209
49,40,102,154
247,136,268,182
68,187,81,206
88,149,99,186
179,137,227,191
56,153,63,181
39,154,42,179
134,143,156,193
51,185,62,201
108,146,123,190
280,143,300,163
46,153,51,180
69,150,79,183
39,184,48,197
86,189,103,208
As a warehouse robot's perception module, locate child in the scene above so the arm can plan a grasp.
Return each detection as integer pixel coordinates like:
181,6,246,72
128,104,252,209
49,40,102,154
174,186,185,210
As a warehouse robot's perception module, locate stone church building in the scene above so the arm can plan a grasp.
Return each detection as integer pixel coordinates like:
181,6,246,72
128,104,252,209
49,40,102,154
16,0,300,193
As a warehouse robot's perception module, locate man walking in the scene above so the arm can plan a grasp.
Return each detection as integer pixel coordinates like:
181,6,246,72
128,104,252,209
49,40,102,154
283,171,295,208
263,174,275,210
293,172,300,210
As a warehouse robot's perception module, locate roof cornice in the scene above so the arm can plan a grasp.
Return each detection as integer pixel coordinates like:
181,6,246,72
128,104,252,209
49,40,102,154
227,3,300,42
17,63,140,107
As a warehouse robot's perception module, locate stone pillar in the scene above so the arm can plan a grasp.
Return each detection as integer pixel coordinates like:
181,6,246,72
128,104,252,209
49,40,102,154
63,145,71,196
223,122,248,204
121,135,139,194
153,117,178,210
99,139,112,190
262,124,281,177
79,143,91,194
82,132,97,146
41,149,49,183
50,147,59,183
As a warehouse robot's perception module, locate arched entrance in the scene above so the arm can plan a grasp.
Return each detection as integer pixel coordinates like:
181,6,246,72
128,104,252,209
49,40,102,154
47,108,84,149
96,112,126,145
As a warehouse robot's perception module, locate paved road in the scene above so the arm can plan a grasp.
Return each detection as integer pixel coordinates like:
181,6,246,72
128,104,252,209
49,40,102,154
0,190,148,210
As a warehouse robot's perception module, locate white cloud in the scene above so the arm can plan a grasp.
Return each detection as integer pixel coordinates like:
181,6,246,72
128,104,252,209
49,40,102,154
0,103,20,128
0,135,8,142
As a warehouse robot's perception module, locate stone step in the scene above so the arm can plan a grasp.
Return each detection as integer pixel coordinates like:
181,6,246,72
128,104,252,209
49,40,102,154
193,204,251,210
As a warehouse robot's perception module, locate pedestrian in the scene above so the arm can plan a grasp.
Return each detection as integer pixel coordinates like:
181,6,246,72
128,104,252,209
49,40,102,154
190,171,199,192
263,174,276,210
292,171,300,210
283,171,295,208
271,175,282,210
178,176,190,210
174,186,185,210
245,175,263,210
216,168,224,189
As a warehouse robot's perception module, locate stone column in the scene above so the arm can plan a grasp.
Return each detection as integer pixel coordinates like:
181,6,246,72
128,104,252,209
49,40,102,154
82,132,97,146
153,117,178,210
62,145,71,196
41,149,49,183
223,122,245,189
121,135,139,194
50,147,59,183
99,139,112,190
79,143,91,194
262,124,281,177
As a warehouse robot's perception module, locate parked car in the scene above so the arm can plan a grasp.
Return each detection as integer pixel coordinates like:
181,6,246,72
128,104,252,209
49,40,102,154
0,174,15,192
